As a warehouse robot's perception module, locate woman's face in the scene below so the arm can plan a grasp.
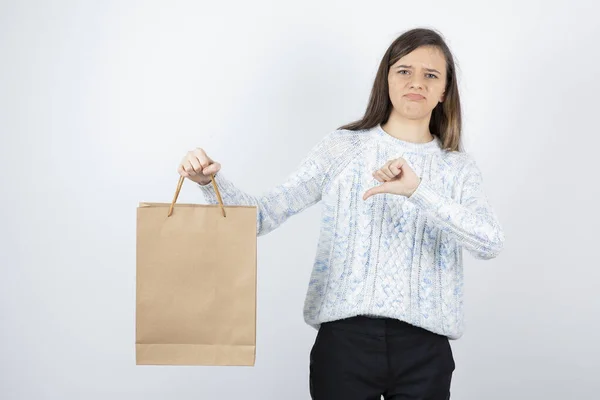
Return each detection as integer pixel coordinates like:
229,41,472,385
387,45,447,121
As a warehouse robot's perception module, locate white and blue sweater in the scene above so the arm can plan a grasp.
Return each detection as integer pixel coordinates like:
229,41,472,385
198,124,505,339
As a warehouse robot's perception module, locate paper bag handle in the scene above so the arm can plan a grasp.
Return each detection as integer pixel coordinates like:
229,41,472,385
167,174,226,218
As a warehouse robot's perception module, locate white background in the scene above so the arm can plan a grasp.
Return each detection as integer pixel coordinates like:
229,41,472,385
1,0,599,399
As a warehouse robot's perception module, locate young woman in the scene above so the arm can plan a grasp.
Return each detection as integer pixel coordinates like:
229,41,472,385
178,27,505,400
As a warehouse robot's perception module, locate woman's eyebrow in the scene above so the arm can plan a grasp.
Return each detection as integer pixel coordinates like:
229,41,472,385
396,64,441,75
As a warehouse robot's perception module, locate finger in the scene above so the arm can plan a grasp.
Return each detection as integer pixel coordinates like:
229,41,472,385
363,184,387,200
193,148,212,168
188,155,202,174
380,160,399,179
382,164,398,179
388,162,401,176
183,160,197,176
391,157,407,170
177,164,190,177
380,170,394,181
202,161,221,176
374,170,391,182
372,170,385,182
177,164,189,177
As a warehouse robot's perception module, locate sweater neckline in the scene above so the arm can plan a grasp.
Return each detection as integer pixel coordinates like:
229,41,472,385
374,124,442,154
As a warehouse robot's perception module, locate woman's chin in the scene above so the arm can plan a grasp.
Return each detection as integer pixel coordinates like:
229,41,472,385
398,109,432,121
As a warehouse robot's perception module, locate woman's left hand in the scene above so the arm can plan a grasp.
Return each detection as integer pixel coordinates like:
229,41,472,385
363,157,421,200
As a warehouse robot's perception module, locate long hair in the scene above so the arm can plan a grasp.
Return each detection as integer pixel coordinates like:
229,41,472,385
339,28,463,152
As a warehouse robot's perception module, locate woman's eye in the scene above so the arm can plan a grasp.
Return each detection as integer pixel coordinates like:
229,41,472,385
398,70,409,75
426,73,438,79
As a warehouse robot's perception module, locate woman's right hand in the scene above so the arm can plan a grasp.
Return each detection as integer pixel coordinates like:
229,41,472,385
178,148,221,185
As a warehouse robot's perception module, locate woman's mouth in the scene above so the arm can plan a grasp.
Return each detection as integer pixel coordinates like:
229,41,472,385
404,93,426,101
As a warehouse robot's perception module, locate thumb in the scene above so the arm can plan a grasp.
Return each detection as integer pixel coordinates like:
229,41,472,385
363,184,386,201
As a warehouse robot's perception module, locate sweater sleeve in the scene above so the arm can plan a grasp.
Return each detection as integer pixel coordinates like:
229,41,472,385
197,130,349,236
406,155,505,260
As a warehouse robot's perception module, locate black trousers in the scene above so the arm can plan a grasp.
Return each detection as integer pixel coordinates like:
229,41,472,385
309,316,455,400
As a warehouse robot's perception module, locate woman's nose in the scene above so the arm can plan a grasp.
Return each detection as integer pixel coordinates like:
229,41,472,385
409,78,424,89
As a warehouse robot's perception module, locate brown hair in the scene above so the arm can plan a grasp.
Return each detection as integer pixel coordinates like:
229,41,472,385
339,28,463,152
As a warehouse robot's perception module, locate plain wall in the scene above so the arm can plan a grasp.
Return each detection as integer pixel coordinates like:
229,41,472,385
1,0,598,399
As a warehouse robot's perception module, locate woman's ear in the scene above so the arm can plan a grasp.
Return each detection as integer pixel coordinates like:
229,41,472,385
440,91,446,103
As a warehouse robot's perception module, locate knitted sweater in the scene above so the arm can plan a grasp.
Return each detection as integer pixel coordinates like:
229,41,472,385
198,124,505,339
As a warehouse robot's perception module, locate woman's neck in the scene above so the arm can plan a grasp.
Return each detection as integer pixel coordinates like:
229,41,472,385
382,113,434,144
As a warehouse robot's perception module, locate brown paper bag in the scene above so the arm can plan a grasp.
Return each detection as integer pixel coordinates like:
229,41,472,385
136,175,257,366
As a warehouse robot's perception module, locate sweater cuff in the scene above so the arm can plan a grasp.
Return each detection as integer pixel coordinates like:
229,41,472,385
406,179,442,212
197,179,219,204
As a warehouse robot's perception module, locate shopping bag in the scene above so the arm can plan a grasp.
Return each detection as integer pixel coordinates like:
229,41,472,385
136,175,257,366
